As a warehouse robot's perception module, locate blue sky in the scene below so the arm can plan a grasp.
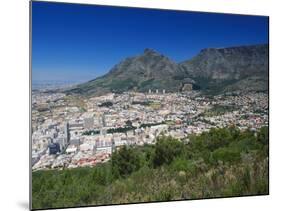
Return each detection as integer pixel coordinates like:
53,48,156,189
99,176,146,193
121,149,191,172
32,1,268,82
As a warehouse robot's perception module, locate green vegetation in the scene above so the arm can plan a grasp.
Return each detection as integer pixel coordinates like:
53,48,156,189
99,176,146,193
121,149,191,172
83,122,165,135
37,106,49,112
112,146,142,178
153,136,184,167
83,126,136,135
82,130,100,136
107,126,136,134
98,101,113,107
254,108,268,115
139,78,155,88
203,104,237,117
132,101,152,106
149,101,161,109
32,164,113,209
110,79,138,93
32,126,268,209
63,95,86,111
140,122,164,128
131,100,162,108
125,120,133,127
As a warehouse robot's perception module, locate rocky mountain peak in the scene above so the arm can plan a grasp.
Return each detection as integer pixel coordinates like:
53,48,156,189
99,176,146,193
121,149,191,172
143,48,160,55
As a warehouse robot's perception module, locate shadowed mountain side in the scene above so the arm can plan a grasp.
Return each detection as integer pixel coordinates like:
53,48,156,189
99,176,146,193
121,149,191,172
179,44,269,93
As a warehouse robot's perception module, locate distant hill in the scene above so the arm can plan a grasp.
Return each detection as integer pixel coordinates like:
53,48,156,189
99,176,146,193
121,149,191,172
65,44,268,96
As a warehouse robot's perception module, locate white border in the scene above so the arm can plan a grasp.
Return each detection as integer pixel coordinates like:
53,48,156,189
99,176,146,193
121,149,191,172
0,0,280,211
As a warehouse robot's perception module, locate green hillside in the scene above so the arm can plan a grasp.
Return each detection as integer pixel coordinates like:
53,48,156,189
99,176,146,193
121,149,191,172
32,126,269,210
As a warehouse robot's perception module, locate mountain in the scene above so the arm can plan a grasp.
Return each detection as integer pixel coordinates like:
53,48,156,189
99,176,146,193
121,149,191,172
179,44,269,93
67,48,194,95
66,44,268,96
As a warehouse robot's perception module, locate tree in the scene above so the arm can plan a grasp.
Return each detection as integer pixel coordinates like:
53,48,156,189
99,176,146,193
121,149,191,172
125,120,133,127
153,136,184,167
212,147,241,164
112,146,141,178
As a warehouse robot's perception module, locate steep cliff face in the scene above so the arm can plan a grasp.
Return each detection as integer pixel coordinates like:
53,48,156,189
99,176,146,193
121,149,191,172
179,44,268,92
180,44,268,80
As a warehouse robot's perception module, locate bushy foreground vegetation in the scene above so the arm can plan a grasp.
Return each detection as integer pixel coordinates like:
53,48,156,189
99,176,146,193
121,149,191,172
32,127,269,209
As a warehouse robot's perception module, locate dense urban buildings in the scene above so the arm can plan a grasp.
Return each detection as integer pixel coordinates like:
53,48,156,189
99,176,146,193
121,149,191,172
31,89,268,171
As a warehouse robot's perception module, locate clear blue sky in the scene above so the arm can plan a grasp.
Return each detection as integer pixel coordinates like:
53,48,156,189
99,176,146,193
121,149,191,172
32,1,268,82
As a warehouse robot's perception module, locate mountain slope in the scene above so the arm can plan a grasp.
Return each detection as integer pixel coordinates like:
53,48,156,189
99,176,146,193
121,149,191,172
179,44,269,92
66,44,268,96
67,49,193,95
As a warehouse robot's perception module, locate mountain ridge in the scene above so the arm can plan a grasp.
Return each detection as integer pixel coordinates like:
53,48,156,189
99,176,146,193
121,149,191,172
66,43,268,96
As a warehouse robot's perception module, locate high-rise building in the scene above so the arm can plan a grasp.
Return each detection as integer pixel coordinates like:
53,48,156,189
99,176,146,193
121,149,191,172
102,114,106,127
48,143,60,155
65,122,70,144
56,137,66,152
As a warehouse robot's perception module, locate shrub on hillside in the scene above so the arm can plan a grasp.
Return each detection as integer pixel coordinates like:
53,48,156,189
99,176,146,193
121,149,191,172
112,146,142,178
153,136,184,167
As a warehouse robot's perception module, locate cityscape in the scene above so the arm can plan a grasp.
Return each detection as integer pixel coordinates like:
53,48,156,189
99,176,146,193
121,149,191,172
31,89,268,171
